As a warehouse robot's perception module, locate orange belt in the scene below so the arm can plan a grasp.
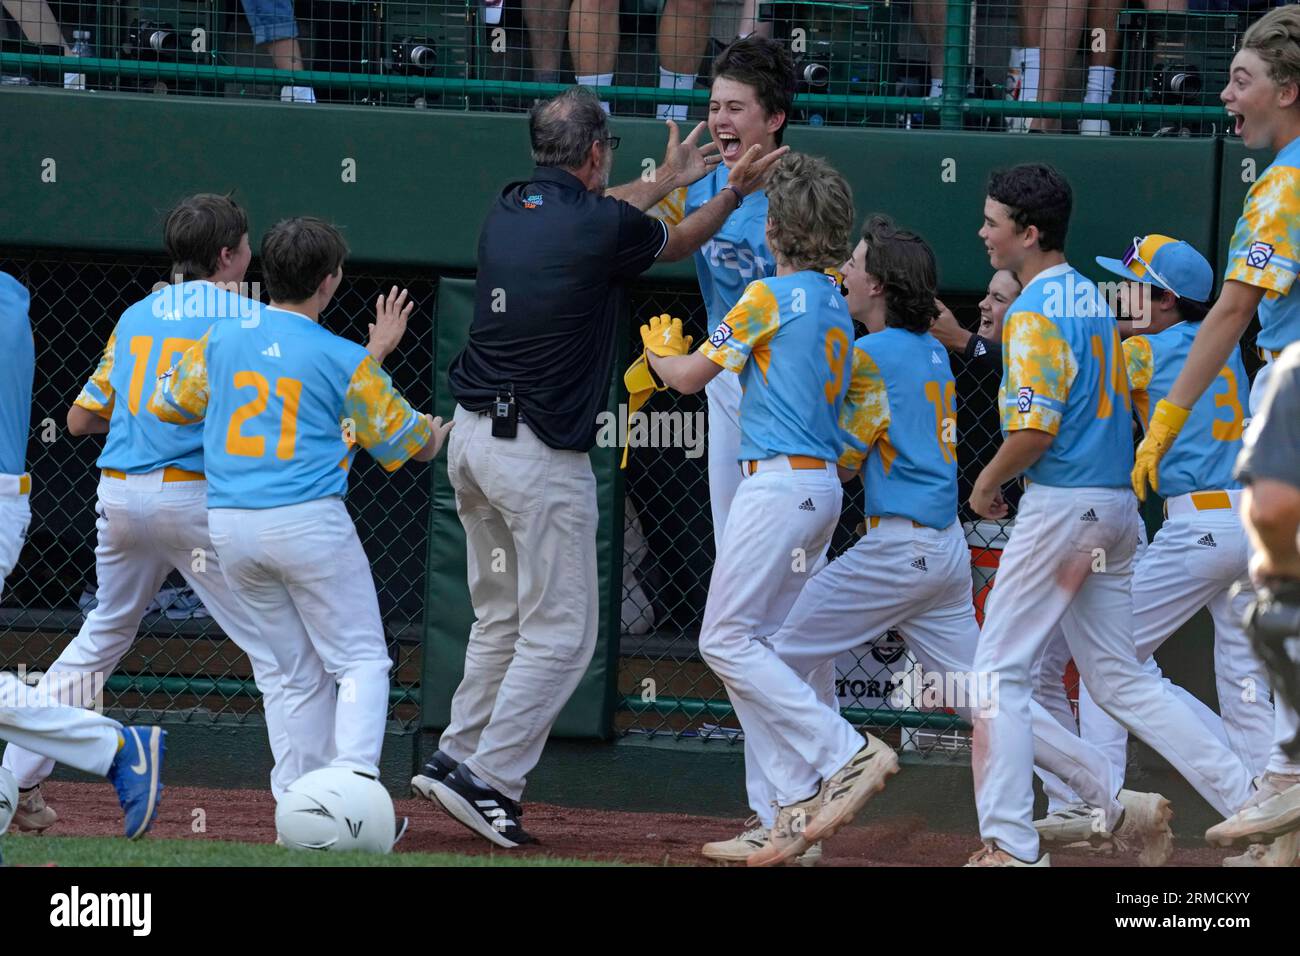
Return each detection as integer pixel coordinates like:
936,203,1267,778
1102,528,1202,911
103,467,205,483
1259,347,1283,363
1164,489,1235,517
743,455,826,476
867,516,925,530
19,474,30,495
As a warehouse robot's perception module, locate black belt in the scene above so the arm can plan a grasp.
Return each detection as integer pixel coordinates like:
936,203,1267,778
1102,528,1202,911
475,406,527,424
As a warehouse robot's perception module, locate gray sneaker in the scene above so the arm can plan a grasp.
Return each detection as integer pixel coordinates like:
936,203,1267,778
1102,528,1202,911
13,784,58,833
803,733,899,844
1207,772,1300,847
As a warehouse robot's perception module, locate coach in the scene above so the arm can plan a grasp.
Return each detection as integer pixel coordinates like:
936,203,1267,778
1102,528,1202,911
413,86,784,846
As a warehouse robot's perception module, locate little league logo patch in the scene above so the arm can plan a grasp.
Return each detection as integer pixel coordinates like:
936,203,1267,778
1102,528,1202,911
1246,240,1274,270
709,321,734,348
1017,386,1034,414
522,193,544,209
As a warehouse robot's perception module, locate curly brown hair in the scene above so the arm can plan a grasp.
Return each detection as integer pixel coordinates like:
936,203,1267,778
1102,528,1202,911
765,153,855,273
860,215,939,333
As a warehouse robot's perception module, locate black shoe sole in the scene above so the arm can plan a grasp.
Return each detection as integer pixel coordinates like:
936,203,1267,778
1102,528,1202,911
429,780,530,849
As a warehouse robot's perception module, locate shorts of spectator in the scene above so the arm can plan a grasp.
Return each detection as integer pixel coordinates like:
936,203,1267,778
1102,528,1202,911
240,0,298,46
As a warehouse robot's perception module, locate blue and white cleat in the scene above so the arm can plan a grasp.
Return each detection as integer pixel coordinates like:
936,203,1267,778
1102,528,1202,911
107,726,166,839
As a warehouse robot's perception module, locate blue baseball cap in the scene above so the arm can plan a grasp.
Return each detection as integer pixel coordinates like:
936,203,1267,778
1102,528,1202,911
1095,234,1214,302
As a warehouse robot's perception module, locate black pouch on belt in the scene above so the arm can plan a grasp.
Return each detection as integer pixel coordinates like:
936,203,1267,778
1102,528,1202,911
491,385,518,439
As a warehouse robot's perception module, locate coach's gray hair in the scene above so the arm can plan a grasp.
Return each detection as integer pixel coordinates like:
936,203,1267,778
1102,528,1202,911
529,87,609,170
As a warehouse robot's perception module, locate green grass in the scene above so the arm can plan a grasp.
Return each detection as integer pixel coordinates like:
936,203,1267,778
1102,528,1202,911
0,836,624,867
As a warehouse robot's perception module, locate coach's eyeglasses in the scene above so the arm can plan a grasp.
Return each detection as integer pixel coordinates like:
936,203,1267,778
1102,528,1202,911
1122,236,1174,293
603,135,621,151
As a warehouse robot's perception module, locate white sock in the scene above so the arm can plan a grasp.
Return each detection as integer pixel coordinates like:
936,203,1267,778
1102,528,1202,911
280,85,316,103
1022,48,1041,102
577,72,613,114
1084,64,1116,104
1010,45,1024,70
656,66,696,121
929,77,943,99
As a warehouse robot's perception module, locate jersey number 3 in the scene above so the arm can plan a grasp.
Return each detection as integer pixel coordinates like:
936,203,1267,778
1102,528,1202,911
226,371,304,460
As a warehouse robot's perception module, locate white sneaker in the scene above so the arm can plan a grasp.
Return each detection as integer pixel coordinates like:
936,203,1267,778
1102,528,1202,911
701,815,821,866
803,733,899,844
1034,804,1104,844
748,793,821,867
965,841,1049,867
1079,118,1110,135
12,785,58,833
1112,790,1174,867
1222,829,1299,867
1206,772,1300,847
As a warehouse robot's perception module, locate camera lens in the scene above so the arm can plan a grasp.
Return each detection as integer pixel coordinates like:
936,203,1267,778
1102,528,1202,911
801,63,829,88
1168,71,1201,96
409,44,435,69
148,30,172,53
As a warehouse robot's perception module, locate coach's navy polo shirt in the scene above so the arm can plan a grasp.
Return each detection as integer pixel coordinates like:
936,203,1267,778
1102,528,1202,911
449,166,669,452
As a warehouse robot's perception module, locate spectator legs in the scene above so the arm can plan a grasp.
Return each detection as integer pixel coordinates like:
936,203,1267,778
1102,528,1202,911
656,0,714,121
571,0,619,112
523,0,567,84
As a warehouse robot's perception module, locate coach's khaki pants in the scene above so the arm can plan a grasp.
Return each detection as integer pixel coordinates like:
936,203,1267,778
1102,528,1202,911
439,405,598,801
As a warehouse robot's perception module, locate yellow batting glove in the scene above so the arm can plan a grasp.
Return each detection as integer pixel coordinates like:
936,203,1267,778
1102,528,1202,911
621,351,666,469
640,314,692,357
1131,398,1190,501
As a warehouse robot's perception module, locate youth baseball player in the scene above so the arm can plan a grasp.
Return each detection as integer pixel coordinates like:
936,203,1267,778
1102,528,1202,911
1,672,165,839
1133,7,1300,850
1,195,298,832
644,154,865,865
647,37,844,846
967,164,1255,866
152,216,448,783
711,217,1168,866
0,271,33,608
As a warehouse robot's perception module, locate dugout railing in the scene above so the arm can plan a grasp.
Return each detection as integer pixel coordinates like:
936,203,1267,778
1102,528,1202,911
0,0,1273,134
0,92,1264,763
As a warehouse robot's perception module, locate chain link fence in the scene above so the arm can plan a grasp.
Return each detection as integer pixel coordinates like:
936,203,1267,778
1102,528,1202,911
0,0,1279,132
0,251,434,733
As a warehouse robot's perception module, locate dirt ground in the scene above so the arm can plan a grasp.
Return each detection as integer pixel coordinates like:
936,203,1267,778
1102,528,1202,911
13,781,1245,866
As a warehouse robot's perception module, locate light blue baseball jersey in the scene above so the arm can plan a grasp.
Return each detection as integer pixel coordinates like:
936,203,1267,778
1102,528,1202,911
999,263,1133,488
1124,322,1249,498
1224,136,1300,353
653,166,775,334
150,305,432,509
75,281,261,475
699,271,854,462
839,328,958,530
0,272,35,477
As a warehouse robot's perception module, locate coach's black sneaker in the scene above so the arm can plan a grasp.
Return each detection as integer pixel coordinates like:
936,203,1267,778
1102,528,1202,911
410,749,459,802
429,766,537,849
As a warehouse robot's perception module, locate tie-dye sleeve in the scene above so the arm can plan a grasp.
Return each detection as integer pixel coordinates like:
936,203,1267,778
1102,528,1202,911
343,356,434,472
837,346,890,471
1000,310,1077,435
649,186,688,226
149,330,210,424
1224,164,1300,296
1123,335,1154,429
75,329,117,417
699,279,781,374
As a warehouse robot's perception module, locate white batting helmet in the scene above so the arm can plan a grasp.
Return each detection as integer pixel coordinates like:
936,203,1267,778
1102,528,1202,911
0,766,17,834
275,767,397,854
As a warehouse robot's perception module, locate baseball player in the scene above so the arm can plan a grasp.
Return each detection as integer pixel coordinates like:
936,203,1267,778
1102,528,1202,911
707,216,1168,866
967,164,1255,866
646,35,845,847
152,216,449,783
1034,236,1283,863
1,674,165,839
0,271,33,608
643,154,866,865
1132,6,1300,852
1,195,298,833
1205,343,1300,855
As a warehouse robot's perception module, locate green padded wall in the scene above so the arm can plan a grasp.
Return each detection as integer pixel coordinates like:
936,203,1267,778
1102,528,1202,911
422,278,626,737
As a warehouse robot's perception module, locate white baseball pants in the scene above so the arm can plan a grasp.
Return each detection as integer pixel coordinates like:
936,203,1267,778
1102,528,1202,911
438,406,598,801
704,375,838,823
1078,508,1274,780
696,459,843,822
0,672,121,777
0,482,31,604
741,517,1123,817
972,483,1255,862
210,496,386,780
2,473,292,795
